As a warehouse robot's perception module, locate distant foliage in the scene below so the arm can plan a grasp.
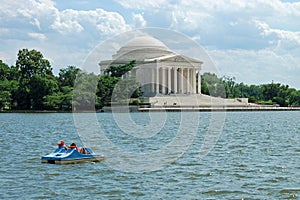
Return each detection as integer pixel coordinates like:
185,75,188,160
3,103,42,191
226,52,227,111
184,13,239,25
201,72,300,106
201,73,226,98
97,60,142,108
0,49,299,111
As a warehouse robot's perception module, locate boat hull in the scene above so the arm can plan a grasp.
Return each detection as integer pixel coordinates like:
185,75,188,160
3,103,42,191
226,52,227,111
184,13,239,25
41,147,105,164
41,156,105,164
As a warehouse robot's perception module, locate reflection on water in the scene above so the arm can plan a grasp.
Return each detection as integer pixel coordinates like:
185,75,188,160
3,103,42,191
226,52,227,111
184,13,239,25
0,112,300,199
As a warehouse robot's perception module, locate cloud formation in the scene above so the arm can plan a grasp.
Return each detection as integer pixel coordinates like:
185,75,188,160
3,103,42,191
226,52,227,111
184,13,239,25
51,8,129,36
114,0,300,87
0,0,131,71
0,0,299,88
132,13,147,28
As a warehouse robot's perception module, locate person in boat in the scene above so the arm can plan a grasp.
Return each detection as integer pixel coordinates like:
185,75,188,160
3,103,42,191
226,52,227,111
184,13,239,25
79,146,87,154
68,142,79,151
57,141,67,150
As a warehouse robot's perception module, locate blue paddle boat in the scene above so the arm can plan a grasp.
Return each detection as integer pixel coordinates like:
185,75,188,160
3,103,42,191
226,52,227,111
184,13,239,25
41,142,105,164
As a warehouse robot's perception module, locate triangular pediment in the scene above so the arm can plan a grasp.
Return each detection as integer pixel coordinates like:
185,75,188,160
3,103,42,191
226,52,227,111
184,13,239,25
144,54,202,64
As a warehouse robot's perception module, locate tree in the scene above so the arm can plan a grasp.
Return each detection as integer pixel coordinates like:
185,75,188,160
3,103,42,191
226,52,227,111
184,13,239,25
111,77,142,102
73,71,99,110
0,60,16,109
200,75,209,95
222,76,236,98
97,75,119,107
288,89,300,106
16,49,53,79
104,60,136,77
0,60,10,80
43,86,73,110
15,49,55,109
58,66,80,87
201,73,226,97
261,82,292,106
261,82,279,101
29,74,57,109
42,66,81,110
97,61,142,108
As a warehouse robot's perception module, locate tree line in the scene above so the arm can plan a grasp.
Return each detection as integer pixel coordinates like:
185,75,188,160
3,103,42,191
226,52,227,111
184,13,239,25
201,73,300,106
0,49,141,111
0,48,299,111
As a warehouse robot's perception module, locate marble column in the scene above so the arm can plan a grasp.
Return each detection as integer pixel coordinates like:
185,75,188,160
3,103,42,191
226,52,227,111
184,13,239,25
173,67,177,94
151,68,155,93
146,68,152,94
187,68,190,93
178,68,181,93
168,68,171,94
156,67,159,94
193,68,196,94
197,70,201,94
181,68,184,94
162,67,165,94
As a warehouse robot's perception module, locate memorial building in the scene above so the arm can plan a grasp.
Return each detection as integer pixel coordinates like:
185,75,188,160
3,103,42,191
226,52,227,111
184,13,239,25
100,35,203,97
100,35,249,108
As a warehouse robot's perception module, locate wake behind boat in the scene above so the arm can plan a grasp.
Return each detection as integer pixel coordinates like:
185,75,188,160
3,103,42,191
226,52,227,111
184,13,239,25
41,141,105,164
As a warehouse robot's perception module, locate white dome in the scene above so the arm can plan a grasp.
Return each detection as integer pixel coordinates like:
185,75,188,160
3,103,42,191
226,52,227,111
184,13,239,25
118,36,171,53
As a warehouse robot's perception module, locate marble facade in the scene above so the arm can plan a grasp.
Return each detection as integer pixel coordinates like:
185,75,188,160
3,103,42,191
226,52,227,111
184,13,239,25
99,35,203,97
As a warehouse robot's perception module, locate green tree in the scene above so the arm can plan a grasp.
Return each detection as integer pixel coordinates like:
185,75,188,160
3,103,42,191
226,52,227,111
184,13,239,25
58,66,80,87
16,49,53,79
97,75,119,107
43,86,73,110
0,60,12,109
97,61,142,108
29,74,57,109
73,71,99,111
200,75,209,95
201,73,226,97
247,85,263,101
111,77,142,102
288,89,300,106
0,60,10,80
222,76,236,98
261,82,292,106
261,82,279,101
104,60,136,77
15,49,55,109
43,66,80,110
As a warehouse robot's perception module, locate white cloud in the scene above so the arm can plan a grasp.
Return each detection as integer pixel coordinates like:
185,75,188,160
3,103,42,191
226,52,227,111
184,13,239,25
115,0,169,9
132,13,147,28
116,0,300,48
207,48,300,88
28,32,46,41
170,10,213,33
254,20,300,45
51,9,84,34
1,0,300,88
113,0,300,88
0,0,131,72
0,1,130,38
0,0,58,30
51,8,129,36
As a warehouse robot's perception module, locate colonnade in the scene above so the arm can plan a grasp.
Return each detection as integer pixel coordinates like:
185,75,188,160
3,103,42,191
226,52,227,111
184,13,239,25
138,67,201,95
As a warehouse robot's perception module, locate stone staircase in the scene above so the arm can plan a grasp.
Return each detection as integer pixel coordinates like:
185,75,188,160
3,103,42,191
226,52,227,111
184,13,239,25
148,94,250,107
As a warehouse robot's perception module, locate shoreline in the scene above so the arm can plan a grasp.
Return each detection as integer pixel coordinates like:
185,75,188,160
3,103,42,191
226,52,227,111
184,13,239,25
138,106,300,112
1,106,300,113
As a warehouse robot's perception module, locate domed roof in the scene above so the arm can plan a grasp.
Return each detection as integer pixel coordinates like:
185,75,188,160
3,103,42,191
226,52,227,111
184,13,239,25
117,35,171,53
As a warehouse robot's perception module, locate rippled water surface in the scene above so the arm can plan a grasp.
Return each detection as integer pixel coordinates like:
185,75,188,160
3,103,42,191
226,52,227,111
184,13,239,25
1,111,300,199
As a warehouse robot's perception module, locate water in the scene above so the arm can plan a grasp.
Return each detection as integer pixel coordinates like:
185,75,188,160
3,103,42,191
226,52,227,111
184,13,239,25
1,112,300,199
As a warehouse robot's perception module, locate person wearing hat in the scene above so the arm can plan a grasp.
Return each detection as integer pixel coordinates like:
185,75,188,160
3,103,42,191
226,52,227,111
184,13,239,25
57,141,67,150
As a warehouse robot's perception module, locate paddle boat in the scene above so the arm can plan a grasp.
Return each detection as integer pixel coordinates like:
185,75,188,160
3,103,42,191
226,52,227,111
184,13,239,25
41,141,105,164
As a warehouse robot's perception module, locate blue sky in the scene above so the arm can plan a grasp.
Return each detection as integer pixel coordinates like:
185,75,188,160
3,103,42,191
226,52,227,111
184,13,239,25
0,0,300,88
